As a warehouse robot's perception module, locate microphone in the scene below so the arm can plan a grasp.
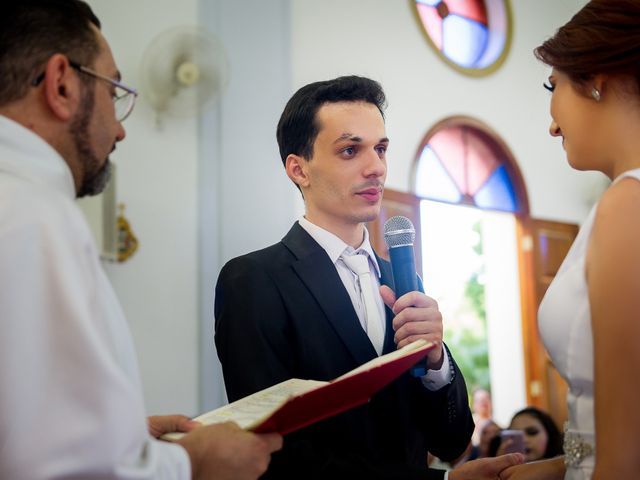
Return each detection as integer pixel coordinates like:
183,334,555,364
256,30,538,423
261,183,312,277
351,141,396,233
383,216,427,377
383,216,420,296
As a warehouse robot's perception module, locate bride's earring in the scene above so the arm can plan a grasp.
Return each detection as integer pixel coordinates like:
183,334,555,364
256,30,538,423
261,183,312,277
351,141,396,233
591,87,601,102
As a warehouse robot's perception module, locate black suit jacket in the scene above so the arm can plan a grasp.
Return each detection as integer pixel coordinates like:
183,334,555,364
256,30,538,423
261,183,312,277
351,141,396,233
214,222,474,479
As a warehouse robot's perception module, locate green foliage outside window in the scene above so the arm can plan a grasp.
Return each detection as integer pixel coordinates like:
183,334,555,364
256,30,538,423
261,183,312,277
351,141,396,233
444,221,490,395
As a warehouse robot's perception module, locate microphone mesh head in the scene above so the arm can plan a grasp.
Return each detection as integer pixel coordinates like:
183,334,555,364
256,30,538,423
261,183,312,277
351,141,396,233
383,216,415,248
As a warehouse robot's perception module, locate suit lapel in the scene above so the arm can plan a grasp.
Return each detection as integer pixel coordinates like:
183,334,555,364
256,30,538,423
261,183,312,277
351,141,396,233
282,223,378,365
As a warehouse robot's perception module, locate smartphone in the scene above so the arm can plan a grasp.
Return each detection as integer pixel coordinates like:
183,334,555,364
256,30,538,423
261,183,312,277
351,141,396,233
500,429,525,454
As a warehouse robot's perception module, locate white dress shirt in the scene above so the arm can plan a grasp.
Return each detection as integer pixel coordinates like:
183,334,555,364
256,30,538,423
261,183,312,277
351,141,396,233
299,217,386,350
298,217,451,390
0,115,190,479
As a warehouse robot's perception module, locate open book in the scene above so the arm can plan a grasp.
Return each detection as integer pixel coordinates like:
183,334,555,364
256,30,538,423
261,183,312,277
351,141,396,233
163,339,434,440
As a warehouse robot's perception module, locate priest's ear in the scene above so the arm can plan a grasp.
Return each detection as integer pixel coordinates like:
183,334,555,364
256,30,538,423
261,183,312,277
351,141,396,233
41,54,82,122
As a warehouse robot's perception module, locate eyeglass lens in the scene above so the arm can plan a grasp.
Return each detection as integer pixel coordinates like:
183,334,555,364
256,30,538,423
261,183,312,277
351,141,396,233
114,91,135,122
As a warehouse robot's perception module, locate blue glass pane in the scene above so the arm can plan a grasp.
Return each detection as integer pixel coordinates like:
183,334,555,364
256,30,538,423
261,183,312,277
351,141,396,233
416,0,441,6
442,15,488,68
415,146,461,203
476,25,506,68
474,164,519,212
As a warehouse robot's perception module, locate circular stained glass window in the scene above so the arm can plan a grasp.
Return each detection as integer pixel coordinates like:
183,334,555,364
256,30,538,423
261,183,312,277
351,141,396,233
412,0,512,76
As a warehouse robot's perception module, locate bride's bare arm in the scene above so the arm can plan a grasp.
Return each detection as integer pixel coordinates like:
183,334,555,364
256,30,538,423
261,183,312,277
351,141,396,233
588,178,640,479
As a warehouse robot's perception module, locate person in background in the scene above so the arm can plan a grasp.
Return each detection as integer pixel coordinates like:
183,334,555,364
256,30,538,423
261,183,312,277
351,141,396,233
0,1,281,479
450,419,501,467
471,388,494,446
475,420,502,460
501,0,640,478
496,408,563,462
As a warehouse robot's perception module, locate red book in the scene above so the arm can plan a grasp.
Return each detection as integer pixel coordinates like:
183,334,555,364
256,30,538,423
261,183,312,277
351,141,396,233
163,339,434,439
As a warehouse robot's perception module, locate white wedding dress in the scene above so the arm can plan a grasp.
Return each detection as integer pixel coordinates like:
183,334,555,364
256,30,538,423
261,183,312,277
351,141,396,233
538,168,640,479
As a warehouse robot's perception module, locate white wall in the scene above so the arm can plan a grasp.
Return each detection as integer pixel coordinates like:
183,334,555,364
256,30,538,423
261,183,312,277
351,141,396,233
198,0,294,411
84,0,600,418
88,0,201,415
88,0,295,415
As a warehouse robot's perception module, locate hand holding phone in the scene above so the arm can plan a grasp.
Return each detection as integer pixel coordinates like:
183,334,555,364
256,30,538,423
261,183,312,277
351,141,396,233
499,429,525,455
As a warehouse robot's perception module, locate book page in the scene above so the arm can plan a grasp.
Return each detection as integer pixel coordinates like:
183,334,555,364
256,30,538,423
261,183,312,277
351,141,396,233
335,339,431,380
162,378,326,440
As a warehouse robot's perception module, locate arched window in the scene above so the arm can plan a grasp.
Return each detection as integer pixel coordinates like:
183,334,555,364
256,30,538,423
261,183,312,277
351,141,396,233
412,0,512,76
412,116,530,424
413,116,528,214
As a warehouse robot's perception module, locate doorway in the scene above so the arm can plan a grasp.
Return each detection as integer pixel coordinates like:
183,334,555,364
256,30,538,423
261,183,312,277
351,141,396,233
420,199,526,426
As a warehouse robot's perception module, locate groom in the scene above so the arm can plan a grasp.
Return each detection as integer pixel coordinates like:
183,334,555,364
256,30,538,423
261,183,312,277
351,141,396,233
214,75,523,479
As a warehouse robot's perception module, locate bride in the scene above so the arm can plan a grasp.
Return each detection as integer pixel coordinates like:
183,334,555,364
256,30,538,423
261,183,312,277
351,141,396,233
502,1,640,479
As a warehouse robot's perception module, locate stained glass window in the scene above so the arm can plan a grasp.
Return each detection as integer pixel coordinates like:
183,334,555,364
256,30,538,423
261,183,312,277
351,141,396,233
414,122,524,213
413,0,511,76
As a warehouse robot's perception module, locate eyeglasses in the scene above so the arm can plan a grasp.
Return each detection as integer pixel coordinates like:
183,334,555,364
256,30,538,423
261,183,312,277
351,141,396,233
31,60,138,122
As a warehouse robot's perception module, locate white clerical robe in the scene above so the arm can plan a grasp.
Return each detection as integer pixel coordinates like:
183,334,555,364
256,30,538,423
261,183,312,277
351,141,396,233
0,114,190,479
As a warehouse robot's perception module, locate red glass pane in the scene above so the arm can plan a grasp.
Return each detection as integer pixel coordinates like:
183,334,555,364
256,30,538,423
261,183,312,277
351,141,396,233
444,0,488,25
463,129,499,195
416,3,443,49
428,127,498,196
428,128,467,192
